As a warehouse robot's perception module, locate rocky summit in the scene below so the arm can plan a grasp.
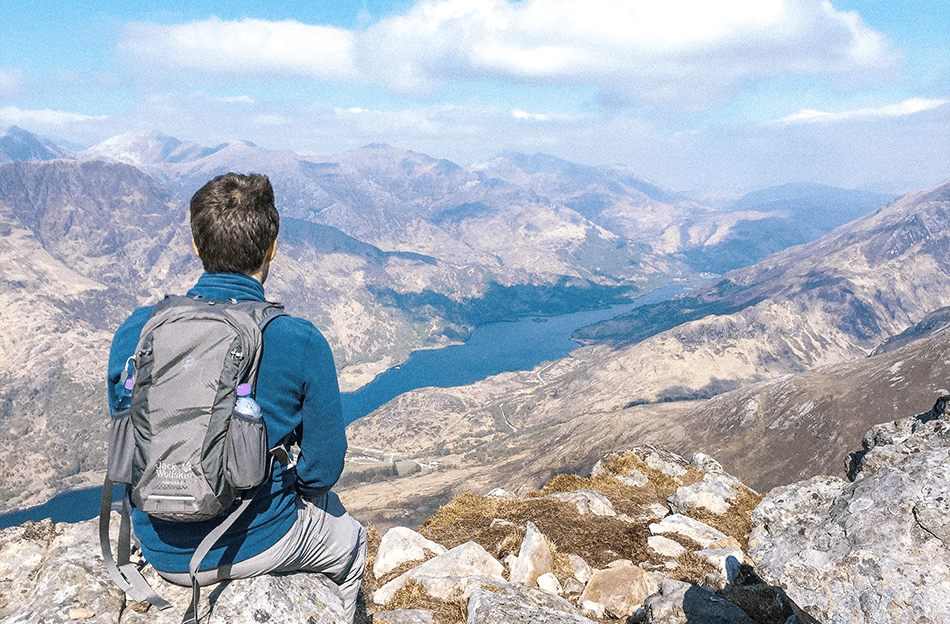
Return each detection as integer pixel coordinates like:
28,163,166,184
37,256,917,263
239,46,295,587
749,395,950,624
4,399,948,624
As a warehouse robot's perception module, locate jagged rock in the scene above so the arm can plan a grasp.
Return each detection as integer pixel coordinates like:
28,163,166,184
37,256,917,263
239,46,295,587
847,395,950,480
694,548,745,579
0,517,124,624
622,502,672,524
374,526,448,579
581,600,605,619
372,608,435,624
749,438,950,623
512,580,590,617
485,488,517,499
648,535,686,558
119,568,346,623
70,607,96,619
0,516,346,624
542,489,616,516
706,536,742,551
566,553,593,583
642,578,755,624
561,577,585,597
579,563,660,618
643,450,689,477
166,572,345,624
667,477,737,515
467,581,597,624
589,459,609,478
508,521,554,586
690,453,724,474
373,541,504,605
619,470,649,487
648,513,729,549
537,572,563,594
591,447,690,483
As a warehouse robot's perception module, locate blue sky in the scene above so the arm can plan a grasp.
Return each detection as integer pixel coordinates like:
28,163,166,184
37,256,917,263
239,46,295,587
1,0,947,196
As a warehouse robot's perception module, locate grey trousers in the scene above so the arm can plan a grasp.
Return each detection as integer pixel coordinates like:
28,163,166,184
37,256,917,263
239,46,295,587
157,491,367,623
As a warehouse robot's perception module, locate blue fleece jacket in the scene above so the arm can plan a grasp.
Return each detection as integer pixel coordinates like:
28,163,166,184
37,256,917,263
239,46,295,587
107,272,347,573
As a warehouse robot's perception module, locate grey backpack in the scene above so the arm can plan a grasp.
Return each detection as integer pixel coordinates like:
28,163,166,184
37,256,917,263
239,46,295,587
99,295,287,623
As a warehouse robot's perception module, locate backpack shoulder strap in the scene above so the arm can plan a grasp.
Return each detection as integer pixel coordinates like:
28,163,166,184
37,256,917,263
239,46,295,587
231,299,286,330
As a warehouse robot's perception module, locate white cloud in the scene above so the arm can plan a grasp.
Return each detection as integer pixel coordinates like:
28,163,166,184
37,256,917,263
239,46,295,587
0,105,109,126
510,108,578,121
772,97,950,125
115,0,898,110
357,0,900,108
220,95,256,104
120,18,357,81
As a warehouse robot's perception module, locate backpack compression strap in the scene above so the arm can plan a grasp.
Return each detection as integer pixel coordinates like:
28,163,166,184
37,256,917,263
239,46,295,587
99,478,173,610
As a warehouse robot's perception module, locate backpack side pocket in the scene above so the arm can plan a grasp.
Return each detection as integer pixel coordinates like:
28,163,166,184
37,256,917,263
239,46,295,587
107,409,135,484
224,409,268,490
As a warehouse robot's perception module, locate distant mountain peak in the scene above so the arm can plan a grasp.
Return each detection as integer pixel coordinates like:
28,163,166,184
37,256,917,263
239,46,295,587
0,126,73,163
473,150,679,204
81,131,183,166
80,131,231,166
360,142,396,150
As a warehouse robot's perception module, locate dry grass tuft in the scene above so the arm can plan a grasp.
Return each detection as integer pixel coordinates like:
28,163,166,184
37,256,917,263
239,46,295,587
383,580,467,624
420,490,658,570
670,549,717,584
361,525,383,595
603,452,704,494
682,485,763,549
529,473,590,496
551,550,574,580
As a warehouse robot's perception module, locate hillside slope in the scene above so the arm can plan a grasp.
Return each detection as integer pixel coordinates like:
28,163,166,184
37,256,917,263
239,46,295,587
346,180,950,516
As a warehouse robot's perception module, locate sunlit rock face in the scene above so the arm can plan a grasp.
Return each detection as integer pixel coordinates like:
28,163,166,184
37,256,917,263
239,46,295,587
749,396,950,624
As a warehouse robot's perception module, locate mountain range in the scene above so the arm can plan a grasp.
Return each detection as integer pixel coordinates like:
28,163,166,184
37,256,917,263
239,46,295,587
77,129,891,275
0,124,914,516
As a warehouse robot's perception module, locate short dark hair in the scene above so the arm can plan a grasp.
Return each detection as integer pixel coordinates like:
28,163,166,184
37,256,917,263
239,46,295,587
190,173,280,274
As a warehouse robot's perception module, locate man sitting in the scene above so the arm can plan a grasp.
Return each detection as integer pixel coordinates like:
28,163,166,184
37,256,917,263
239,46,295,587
107,172,366,622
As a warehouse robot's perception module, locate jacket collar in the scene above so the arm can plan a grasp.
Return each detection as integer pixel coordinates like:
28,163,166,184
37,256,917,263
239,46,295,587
185,272,267,302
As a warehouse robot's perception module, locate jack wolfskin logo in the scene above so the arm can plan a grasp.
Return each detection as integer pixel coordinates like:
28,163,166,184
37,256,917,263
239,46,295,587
156,461,193,489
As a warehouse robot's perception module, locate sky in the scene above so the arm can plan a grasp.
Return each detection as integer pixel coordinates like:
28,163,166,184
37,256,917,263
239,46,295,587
1,0,948,197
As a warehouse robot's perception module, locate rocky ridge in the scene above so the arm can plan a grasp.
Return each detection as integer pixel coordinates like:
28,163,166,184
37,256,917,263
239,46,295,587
0,446,785,624
7,398,949,624
749,395,950,623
